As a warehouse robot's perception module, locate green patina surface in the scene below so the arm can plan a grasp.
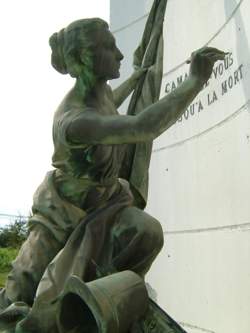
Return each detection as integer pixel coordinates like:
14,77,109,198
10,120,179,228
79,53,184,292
0,0,226,330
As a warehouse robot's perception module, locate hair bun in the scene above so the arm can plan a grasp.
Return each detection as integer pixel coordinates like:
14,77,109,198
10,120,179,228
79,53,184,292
49,29,68,75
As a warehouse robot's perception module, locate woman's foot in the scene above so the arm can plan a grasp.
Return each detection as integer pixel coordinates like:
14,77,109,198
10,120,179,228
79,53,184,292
0,301,30,332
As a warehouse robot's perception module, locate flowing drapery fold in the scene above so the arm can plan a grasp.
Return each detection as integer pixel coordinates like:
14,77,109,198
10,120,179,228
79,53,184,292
120,0,168,209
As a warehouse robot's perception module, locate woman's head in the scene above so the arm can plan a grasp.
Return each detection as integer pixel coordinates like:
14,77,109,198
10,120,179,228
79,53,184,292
49,18,109,79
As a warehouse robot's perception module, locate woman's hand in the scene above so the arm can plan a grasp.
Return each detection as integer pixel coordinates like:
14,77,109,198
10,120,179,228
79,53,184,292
113,67,148,108
188,47,228,86
131,67,148,82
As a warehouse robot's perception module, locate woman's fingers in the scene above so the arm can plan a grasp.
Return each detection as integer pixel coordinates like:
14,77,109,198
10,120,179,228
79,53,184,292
189,46,229,84
202,52,228,62
201,47,228,55
209,54,227,62
187,48,229,64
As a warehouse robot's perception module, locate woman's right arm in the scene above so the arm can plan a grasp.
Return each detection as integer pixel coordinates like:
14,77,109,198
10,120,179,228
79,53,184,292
66,47,226,146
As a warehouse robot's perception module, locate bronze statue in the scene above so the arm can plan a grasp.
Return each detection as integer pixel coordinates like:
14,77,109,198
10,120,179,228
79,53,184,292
0,0,226,331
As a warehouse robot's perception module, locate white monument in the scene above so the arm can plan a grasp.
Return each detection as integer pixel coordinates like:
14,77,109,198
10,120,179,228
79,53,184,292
110,1,250,332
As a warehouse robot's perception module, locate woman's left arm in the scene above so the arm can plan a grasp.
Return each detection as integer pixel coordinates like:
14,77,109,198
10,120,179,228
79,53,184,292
112,68,146,108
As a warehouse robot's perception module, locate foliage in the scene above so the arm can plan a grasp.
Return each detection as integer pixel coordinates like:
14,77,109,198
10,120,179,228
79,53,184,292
0,247,19,272
0,216,28,248
0,272,9,287
0,248,19,287
0,217,28,287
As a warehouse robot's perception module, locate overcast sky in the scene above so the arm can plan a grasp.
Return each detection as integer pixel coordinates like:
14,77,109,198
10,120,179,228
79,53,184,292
0,1,109,225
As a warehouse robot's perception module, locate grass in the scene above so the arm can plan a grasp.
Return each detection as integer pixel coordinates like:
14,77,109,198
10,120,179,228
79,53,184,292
0,272,9,288
0,248,19,288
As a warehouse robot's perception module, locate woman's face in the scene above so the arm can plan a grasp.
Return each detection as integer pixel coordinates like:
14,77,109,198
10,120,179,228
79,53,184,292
90,28,124,80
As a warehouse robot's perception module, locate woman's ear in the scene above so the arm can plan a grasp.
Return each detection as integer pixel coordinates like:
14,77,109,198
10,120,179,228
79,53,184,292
65,54,83,78
80,49,94,71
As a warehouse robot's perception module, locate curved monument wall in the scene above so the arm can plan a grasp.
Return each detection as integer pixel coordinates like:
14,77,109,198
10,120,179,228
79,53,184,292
110,1,250,332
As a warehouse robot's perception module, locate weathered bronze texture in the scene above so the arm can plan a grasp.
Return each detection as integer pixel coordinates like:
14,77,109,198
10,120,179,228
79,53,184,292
0,0,226,331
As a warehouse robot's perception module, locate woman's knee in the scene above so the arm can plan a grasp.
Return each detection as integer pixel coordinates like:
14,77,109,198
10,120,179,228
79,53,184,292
142,214,164,254
118,206,164,253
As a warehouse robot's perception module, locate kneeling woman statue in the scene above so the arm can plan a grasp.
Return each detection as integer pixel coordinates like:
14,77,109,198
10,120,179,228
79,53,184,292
0,4,226,333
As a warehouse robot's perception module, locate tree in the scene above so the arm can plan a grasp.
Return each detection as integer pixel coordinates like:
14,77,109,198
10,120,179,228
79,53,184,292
0,216,28,248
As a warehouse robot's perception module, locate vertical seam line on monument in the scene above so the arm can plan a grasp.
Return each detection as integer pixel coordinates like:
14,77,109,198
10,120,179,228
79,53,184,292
111,13,149,34
152,99,250,152
163,222,250,235
162,0,245,78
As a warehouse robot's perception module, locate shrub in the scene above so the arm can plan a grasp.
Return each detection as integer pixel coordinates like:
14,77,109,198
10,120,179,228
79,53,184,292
0,216,28,248
0,247,19,272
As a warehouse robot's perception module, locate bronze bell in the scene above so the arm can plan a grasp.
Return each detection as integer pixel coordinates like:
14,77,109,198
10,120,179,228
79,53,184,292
57,271,149,333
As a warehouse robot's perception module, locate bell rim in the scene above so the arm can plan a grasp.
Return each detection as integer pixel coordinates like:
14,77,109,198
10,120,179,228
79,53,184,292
58,275,111,332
